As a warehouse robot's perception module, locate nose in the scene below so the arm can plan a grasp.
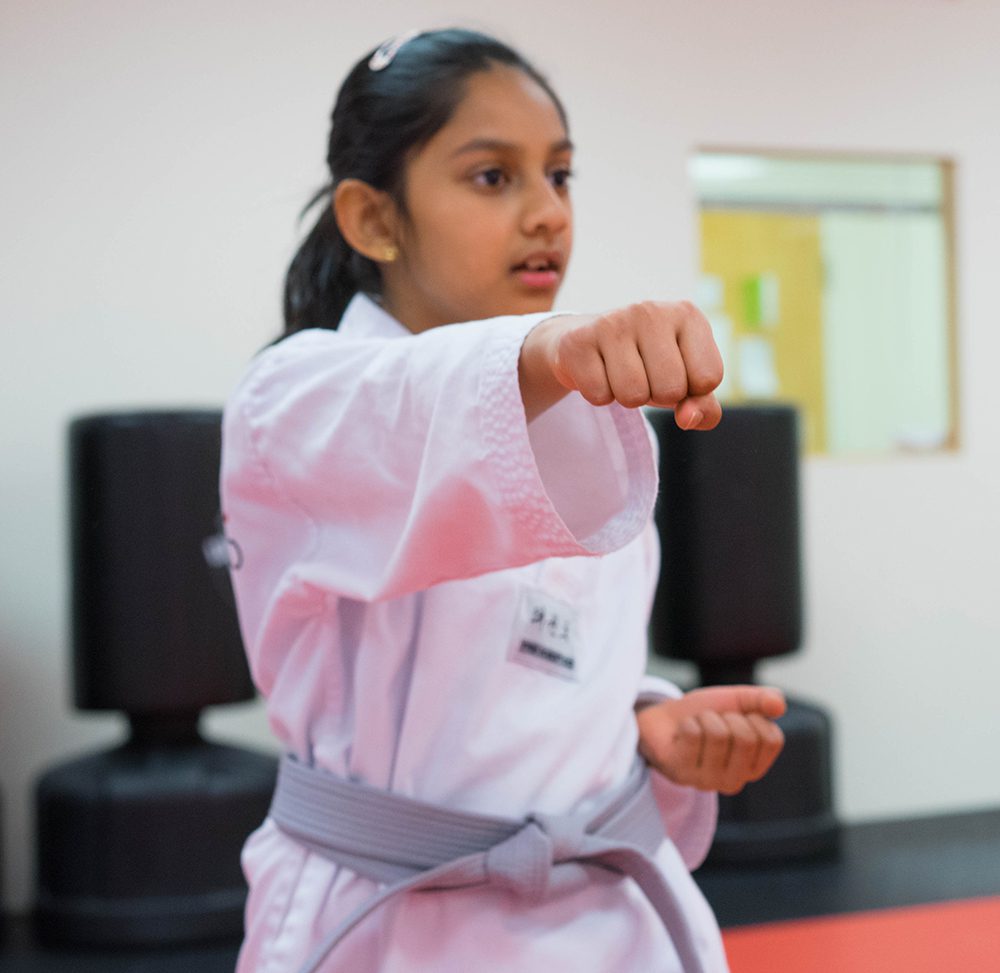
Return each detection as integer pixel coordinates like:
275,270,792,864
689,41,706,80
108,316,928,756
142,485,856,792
521,176,571,239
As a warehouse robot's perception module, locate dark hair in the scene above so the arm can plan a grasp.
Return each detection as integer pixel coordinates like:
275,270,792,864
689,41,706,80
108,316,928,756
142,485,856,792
282,29,568,336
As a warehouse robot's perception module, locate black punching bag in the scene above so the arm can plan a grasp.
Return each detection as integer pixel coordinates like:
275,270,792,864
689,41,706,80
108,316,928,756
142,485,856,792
650,404,802,683
648,404,839,863
70,411,253,711
35,411,276,947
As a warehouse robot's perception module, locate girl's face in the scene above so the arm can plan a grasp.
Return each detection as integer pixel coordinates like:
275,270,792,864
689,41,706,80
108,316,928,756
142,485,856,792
382,65,574,333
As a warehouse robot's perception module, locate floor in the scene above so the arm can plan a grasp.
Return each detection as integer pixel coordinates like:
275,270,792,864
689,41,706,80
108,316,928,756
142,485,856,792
722,897,1000,973
698,806,1000,927
2,807,998,972
700,807,1000,972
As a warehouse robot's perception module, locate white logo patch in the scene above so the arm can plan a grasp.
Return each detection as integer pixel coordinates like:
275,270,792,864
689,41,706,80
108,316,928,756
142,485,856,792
508,587,580,681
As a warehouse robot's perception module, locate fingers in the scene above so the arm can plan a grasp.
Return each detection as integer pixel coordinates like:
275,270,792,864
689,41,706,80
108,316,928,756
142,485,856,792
553,324,616,405
637,687,787,794
632,304,689,407
681,709,785,795
676,302,725,400
602,336,652,408
663,716,702,783
751,686,788,720
747,713,785,782
711,712,785,794
695,709,734,781
672,684,787,722
633,301,723,416
673,393,722,432
551,301,724,414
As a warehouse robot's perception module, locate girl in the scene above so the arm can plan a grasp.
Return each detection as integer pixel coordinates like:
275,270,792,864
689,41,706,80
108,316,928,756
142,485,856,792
221,28,785,973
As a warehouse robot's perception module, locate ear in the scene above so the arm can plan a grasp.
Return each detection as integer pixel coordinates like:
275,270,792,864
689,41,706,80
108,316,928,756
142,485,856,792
333,179,400,263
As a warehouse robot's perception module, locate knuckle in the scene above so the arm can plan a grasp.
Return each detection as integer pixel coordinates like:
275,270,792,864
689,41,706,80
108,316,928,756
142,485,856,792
582,388,614,407
559,326,591,358
632,301,664,331
689,361,724,395
600,314,634,345
613,373,651,406
680,300,711,329
703,722,729,745
618,390,650,409
650,380,687,405
679,717,702,740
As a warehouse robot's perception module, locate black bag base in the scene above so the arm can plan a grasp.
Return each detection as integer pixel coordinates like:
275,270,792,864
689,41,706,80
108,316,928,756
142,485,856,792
34,733,276,949
704,696,841,865
33,886,248,950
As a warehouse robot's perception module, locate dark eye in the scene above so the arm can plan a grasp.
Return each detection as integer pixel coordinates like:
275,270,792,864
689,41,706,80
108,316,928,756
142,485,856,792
549,167,574,190
474,168,508,189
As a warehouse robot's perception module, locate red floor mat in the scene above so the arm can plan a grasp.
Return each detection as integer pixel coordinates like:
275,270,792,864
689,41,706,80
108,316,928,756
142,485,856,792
722,896,1000,972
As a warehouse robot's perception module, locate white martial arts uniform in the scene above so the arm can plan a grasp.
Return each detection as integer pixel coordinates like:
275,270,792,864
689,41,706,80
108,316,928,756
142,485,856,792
221,293,730,972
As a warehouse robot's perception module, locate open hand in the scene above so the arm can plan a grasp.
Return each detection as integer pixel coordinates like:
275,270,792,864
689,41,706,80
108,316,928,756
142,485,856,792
636,686,786,795
520,300,723,427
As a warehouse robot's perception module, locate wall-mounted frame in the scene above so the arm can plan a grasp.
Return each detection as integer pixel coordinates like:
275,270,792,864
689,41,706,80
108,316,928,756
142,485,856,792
691,149,959,457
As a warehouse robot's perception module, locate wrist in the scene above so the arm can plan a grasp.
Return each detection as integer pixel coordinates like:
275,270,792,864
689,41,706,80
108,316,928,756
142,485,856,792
518,314,578,421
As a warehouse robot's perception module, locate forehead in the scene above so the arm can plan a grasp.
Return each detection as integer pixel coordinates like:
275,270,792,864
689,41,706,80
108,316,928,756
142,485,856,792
428,64,569,152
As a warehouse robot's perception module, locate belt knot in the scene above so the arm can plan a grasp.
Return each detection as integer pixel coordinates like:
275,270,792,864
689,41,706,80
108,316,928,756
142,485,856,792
483,812,591,903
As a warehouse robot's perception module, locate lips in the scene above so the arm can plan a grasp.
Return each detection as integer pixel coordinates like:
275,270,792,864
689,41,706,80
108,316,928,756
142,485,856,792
512,251,563,274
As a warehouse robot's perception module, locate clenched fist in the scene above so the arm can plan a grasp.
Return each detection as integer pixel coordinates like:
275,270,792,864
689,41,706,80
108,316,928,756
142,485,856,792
519,300,724,427
636,686,786,796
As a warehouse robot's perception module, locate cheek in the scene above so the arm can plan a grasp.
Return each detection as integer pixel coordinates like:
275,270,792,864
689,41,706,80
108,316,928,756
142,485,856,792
413,210,488,267
450,203,508,246
430,222,510,285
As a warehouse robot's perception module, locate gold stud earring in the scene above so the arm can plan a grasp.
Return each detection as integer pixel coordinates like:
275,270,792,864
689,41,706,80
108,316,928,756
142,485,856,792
381,244,399,263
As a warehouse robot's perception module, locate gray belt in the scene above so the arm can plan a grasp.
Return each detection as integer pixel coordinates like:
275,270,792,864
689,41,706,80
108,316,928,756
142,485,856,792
269,754,707,973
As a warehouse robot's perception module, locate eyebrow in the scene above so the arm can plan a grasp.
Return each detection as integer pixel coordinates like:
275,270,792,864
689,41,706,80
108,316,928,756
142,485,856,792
449,137,575,158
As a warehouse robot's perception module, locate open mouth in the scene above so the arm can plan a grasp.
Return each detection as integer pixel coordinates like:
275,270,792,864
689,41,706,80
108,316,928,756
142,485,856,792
513,253,562,274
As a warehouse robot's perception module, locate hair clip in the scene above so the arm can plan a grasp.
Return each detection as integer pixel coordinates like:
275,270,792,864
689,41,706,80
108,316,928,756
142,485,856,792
369,30,421,71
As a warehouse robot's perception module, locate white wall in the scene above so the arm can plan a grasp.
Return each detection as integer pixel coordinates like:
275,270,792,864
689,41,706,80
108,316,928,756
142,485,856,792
2,0,998,912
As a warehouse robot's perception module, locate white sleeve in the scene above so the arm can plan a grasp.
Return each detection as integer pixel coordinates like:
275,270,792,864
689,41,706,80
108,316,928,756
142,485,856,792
637,674,719,871
221,313,657,604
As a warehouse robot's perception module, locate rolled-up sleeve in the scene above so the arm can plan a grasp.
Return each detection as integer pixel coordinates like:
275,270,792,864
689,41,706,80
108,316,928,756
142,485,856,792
222,313,657,609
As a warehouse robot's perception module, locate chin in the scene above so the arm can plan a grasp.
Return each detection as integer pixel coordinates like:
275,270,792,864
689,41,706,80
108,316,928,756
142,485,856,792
458,290,558,323
512,294,558,315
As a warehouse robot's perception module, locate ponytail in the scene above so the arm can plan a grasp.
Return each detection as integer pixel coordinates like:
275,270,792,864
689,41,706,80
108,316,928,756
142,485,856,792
279,28,568,338
282,186,380,336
